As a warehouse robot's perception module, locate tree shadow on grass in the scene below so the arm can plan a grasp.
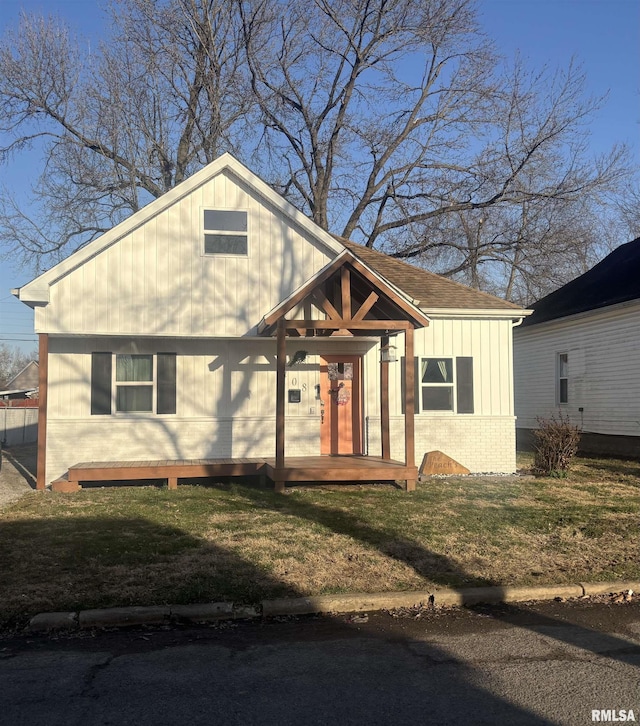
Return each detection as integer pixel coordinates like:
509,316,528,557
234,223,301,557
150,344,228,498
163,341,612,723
0,510,557,725
0,515,297,623
230,481,640,669
577,458,640,486
4,482,639,723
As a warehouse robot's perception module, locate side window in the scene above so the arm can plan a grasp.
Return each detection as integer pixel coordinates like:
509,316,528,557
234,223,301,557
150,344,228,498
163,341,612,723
557,352,568,404
203,210,248,255
91,353,176,415
420,358,454,411
416,356,474,413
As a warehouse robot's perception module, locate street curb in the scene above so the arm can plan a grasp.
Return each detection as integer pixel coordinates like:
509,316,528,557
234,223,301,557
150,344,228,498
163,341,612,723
27,580,639,632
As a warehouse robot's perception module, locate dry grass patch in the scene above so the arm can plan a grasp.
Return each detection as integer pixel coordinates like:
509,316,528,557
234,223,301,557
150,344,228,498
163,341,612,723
0,454,639,627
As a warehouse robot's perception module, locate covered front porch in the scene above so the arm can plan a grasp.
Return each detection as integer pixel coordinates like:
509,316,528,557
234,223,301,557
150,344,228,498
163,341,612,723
259,248,429,492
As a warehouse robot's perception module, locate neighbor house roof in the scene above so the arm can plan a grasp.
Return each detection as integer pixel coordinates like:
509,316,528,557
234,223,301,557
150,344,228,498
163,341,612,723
6,360,39,389
339,239,524,313
521,236,640,327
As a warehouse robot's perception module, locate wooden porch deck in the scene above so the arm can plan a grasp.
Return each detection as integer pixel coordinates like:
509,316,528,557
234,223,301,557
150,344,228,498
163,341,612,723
56,455,417,492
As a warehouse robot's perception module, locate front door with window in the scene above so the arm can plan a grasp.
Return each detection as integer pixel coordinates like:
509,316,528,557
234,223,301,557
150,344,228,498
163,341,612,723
319,355,362,455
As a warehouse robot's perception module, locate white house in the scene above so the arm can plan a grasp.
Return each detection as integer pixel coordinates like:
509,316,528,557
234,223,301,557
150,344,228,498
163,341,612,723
514,237,640,457
14,154,527,490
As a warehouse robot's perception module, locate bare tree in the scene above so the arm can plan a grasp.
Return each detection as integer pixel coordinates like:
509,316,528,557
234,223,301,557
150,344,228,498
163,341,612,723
0,0,252,270
241,0,496,234
0,0,634,300
241,0,630,298
616,181,640,241
416,195,616,306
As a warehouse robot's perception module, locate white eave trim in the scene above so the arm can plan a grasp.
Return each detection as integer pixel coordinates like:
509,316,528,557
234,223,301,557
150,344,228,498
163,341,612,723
12,285,49,306
514,297,640,333
422,307,532,320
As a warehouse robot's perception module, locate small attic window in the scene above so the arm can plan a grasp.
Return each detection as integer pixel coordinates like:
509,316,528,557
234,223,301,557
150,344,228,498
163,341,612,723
203,210,248,255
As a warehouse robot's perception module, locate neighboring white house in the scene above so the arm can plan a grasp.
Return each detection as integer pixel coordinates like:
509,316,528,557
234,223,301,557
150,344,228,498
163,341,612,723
14,154,527,488
514,237,640,457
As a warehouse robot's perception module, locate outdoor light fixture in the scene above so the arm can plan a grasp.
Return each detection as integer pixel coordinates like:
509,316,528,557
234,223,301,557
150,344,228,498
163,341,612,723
380,344,397,363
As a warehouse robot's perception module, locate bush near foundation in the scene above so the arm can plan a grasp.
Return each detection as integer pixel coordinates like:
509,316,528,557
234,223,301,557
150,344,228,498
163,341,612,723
533,413,581,476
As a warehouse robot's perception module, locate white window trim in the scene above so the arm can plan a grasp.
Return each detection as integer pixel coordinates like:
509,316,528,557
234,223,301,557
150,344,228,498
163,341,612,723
419,357,456,414
557,352,569,405
201,207,250,258
113,354,157,415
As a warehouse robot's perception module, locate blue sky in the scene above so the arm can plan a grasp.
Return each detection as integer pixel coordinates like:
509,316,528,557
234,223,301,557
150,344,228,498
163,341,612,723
0,0,638,351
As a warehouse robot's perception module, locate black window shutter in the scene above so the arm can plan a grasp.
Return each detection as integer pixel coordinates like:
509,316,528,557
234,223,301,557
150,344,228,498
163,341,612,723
456,357,474,414
91,352,112,415
400,357,421,414
157,353,177,414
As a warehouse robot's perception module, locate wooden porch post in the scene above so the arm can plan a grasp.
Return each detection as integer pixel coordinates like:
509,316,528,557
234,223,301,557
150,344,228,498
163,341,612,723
275,319,286,493
36,333,48,490
404,326,416,491
380,334,391,460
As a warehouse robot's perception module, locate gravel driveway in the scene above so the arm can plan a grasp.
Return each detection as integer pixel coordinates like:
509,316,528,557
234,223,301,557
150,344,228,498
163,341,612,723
0,444,37,509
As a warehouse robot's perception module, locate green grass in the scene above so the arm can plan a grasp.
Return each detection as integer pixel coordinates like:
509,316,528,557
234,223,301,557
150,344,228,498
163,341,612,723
1,454,639,627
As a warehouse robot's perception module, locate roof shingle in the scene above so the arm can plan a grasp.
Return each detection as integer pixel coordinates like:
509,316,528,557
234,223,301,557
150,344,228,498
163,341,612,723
339,239,523,312
521,236,640,327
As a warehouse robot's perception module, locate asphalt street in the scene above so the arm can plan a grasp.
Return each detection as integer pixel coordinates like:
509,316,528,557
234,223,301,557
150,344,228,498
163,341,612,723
2,599,639,726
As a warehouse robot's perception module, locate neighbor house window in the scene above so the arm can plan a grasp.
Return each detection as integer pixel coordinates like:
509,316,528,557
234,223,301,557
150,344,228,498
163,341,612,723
417,357,474,413
91,352,176,415
557,352,568,404
203,210,248,255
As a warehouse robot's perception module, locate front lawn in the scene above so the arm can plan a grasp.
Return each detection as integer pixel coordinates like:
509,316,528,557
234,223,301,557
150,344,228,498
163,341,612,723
1,453,639,627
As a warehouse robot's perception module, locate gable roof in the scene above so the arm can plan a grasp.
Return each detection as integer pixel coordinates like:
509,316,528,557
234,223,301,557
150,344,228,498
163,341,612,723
339,240,524,314
15,153,345,305
14,152,525,320
521,237,640,327
258,249,431,334
6,360,39,389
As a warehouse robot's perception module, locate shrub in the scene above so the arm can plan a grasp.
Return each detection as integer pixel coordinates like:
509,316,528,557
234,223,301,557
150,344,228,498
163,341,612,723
533,413,581,476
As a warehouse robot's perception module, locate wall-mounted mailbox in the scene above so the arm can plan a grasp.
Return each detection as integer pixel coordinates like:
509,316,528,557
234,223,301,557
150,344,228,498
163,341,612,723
288,389,301,403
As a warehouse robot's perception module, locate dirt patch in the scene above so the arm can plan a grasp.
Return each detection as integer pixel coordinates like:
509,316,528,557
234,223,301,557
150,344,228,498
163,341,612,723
0,445,37,509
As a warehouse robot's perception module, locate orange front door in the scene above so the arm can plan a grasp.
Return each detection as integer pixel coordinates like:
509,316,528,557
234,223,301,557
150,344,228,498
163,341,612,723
319,355,362,455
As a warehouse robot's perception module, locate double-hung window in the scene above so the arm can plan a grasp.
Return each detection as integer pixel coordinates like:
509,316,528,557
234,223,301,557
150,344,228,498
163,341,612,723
416,356,474,413
420,358,454,411
203,210,248,255
557,352,568,404
116,354,154,412
91,352,176,415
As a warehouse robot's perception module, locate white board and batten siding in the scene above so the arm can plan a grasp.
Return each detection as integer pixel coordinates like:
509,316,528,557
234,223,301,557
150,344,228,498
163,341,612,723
365,317,517,473
26,155,521,481
514,300,640,437
44,315,517,482
35,169,333,338
44,336,373,483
